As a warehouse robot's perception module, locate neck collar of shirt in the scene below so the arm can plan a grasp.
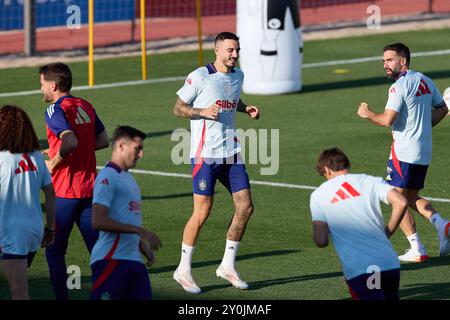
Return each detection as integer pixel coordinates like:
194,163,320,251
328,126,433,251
106,161,122,173
206,63,235,74
395,70,408,81
54,95,73,105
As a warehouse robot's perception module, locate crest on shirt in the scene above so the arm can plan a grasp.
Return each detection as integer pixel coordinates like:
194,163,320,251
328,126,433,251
224,81,232,96
186,78,192,85
199,179,207,191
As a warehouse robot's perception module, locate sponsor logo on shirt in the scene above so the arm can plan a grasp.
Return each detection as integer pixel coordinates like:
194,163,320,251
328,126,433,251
15,153,37,174
128,201,141,212
330,182,361,204
216,99,238,112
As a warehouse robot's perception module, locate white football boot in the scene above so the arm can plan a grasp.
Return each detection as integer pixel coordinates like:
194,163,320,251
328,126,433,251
216,265,249,290
398,247,429,262
173,268,201,294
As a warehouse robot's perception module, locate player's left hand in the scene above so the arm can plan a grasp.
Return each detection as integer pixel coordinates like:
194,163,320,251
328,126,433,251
246,105,260,120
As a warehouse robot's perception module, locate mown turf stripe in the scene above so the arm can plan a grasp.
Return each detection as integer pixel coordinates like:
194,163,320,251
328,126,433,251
99,166,450,203
2,49,450,98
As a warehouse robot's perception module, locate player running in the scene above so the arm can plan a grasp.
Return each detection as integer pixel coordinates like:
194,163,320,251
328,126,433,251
172,31,260,294
357,43,450,262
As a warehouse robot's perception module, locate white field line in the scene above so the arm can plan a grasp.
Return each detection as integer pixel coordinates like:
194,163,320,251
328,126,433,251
98,166,450,203
0,76,185,98
2,49,450,98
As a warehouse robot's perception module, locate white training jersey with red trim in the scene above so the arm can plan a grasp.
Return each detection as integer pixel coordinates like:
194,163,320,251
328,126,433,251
0,151,52,255
310,173,400,280
91,162,143,265
177,63,244,159
385,70,445,165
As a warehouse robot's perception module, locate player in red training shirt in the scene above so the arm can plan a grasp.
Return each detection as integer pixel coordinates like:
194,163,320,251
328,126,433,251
39,62,109,300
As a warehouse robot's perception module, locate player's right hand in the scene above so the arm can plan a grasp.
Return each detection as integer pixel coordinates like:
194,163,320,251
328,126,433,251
139,240,156,267
357,102,371,118
201,104,220,120
140,229,161,251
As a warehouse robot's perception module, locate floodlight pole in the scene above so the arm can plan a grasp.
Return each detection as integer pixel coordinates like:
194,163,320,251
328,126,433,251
428,0,434,13
24,0,36,56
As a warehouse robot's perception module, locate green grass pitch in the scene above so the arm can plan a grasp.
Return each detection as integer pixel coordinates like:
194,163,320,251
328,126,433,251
1,27,450,300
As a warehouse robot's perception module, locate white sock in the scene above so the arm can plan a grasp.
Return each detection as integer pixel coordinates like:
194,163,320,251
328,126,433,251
407,233,424,251
178,243,195,273
429,212,445,231
220,240,240,269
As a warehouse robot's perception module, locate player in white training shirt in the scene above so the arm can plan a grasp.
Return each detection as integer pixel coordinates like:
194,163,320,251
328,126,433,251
0,105,55,300
311,148,407,300
172,32,260,294
90,126,161,300
357,43,450,262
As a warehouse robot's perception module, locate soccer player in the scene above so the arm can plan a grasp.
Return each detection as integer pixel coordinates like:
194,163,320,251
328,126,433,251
172,31,260,294
357,43,450,262
311,148,407,300
0,105,56,300
39,62,110,299
90,126,161,300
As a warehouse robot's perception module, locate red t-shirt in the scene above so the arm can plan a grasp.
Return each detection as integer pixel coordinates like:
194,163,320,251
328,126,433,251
45,95,105,198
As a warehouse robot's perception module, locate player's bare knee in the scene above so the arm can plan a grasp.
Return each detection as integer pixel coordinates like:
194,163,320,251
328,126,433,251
192,208,211,226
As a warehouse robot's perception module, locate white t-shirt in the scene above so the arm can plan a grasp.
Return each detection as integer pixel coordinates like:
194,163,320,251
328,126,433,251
0,151,52,255
310,173,400,280
177,64,244,159
91,162,143,265
385,70,445,165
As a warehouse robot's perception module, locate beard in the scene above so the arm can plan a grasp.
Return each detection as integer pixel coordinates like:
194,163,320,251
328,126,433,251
385,68,399,79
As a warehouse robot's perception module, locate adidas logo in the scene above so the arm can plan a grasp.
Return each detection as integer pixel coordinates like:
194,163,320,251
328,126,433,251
330,182,361,204
100,178,109,185
227,246,235,250
74,106,92,125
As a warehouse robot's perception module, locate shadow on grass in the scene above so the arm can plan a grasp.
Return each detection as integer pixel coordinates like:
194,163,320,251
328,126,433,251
202,271,343,293
142,192,194,200
295,70,450,94
149,249,301,275
400,282,450,300
400,255,450,272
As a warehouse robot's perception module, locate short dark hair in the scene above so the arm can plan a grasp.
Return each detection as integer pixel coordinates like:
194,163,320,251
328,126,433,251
38,62,73,92
316,148,351,176
112,125,146,147
383,43,410,67
214,32,239,45
0,105,40,153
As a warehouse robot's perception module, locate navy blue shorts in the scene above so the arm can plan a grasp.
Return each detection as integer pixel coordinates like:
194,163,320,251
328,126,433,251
346,269,400,300
191,154,251,196
386,159,428,190
0,251,36,268
90,259,151,300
